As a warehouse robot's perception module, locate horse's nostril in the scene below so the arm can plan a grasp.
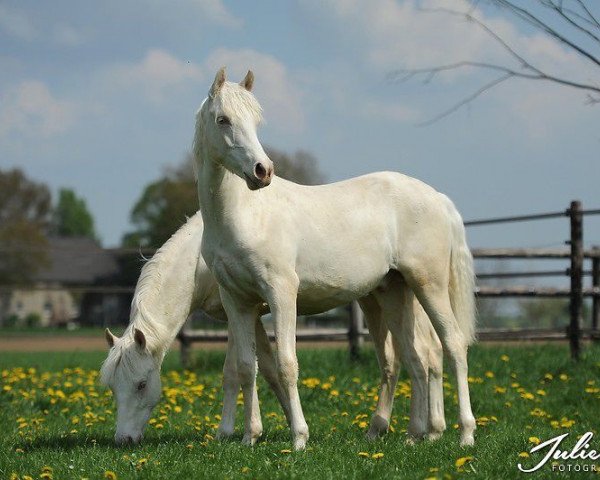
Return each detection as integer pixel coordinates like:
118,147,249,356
254,163,267,180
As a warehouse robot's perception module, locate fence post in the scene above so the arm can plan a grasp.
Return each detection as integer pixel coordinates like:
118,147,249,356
568,200,583,360
349,301,363,360
592,246,600,339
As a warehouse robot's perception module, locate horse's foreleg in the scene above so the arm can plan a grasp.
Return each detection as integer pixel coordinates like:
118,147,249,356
220,288,263,446
268,279,309,451
255,318,292,425
359,294,400,440
216,322,240,440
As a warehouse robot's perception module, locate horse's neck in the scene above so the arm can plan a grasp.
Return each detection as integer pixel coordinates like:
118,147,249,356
129,215,205,359
196,150,250,232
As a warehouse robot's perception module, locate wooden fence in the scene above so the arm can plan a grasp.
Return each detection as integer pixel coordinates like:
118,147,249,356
178,200,600,363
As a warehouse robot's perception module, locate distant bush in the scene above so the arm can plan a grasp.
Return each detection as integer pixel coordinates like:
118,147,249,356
3,314,19,328
24,313,41,328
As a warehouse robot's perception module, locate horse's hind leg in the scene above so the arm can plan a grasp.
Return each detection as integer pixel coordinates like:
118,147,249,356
406,277,475,446
372,276,430,443
424,313,446,441
359,294,400,440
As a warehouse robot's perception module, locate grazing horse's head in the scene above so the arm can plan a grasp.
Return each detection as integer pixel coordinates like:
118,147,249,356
196,67,274,190
100,328,161,445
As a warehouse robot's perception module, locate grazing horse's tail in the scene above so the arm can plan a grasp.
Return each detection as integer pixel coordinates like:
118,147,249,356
447,201,477,346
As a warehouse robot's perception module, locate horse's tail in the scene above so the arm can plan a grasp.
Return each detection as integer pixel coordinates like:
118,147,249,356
447,200,477,346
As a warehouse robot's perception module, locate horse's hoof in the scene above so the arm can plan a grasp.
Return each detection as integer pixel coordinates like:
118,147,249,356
405,432,426,445
292,432,309,451
242,433,260,446
366,415,388,440
427,431,444,442
460,433,475,447
216,428,234,440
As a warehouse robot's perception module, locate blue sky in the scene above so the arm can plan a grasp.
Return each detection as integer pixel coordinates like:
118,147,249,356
1,0,598,252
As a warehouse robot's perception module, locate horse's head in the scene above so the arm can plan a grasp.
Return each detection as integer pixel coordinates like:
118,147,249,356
196,67,274,190
100,328,161,445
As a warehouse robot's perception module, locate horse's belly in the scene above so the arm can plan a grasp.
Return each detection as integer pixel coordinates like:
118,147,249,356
296,259,388,314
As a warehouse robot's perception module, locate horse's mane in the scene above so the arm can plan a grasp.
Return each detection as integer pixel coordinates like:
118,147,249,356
101,213,203,385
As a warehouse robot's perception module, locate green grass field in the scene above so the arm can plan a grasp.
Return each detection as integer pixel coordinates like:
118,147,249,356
1,344,599,479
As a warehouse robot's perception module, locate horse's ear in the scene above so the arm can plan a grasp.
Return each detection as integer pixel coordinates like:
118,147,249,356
240,70,254,91
105,328,117,348
133,328,147,350
209,67,227,98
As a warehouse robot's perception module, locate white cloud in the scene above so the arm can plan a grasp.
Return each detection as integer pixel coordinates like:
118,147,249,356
106,49,204,103
0,5,36,41
204,48,306,133
0,80,80,138
195,0,243,28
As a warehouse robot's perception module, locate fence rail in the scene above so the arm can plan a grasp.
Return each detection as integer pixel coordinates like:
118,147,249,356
177,200,600,363
2,200,599,362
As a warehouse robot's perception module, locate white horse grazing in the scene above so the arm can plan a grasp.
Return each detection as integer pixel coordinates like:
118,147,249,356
194,68,476,450
100,212,288,444
99,211,446,445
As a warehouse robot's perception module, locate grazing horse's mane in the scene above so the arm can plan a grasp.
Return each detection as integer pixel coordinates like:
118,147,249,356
100,214,203,386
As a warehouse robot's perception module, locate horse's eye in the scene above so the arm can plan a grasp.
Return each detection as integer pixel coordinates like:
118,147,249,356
137,381,147,391
216,115,231,126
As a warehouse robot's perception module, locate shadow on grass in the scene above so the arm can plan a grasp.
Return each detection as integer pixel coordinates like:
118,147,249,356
17,428,299,452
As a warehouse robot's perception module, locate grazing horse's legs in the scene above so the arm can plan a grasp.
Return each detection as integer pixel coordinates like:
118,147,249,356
374,274,430,443
255,318,292,425
406,277,476,447
359,294,400,440
219,288,263,446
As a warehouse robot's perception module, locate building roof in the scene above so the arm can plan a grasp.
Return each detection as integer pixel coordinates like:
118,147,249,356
34,237,119,285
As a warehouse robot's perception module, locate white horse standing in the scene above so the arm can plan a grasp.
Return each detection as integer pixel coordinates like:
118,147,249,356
99,211,445,445
194,68,476,450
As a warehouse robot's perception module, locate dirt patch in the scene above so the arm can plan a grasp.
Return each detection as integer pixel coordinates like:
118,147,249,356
0,336,350,352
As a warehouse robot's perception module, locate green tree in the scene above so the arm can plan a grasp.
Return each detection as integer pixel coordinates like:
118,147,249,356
53,188,97,240
0,168,51,284
123,147,326,248
122,157,198,249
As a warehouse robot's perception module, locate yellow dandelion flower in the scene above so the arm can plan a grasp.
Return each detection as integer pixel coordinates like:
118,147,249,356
104,471,117,480
280,449,292,454
455,456,474,468
500,354,509,362
372,453,384,459
241,467,250,473
518,452,529,458
358,452,370,458
559,374,568,381
529,436,541,445
485,371,495,378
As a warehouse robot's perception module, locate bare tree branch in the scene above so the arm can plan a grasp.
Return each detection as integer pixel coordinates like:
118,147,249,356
392,1,600,124
574,0,600,28
493,0,600,67
416,73,513,127
541,0,600,45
